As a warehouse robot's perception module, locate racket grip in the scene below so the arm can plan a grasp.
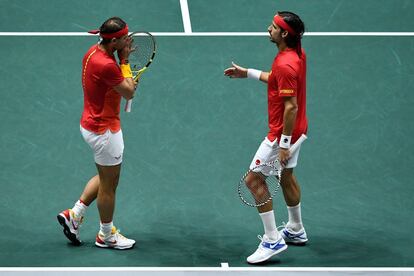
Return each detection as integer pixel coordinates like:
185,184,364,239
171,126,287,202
125,99,132,112
289,134,307,154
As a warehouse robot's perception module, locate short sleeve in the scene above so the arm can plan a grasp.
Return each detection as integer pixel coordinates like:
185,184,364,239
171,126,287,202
275,64,297,97
101,63,124,87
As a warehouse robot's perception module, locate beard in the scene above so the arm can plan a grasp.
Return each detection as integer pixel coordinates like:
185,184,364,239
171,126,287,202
269,36,279,45
268,32,279,45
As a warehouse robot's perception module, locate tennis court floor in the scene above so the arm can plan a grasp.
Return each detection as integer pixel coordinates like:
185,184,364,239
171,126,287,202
0,0,413,274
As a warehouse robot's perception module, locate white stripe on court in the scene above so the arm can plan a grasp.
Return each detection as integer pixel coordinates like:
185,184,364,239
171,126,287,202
179,0,192,34
0,32,414,37
1,267,414,276
1,267,414,271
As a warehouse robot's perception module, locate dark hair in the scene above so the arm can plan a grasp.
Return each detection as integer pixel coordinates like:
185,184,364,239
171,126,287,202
278,11,305,56
99,17,126,44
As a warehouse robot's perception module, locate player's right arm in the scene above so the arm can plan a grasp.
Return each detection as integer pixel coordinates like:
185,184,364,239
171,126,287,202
113,79,136,100
224,62,269,83
101,60,136,100
258,71,269,83
113,36,136,100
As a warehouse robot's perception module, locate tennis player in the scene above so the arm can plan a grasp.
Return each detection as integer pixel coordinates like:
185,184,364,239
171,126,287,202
224,11,308,263
57,17,136,249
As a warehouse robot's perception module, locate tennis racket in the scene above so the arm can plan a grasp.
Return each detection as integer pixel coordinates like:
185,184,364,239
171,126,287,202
125,31,156,112
238,134,307,207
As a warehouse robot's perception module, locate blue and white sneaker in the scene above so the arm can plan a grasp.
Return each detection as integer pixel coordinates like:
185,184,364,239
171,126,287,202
246,235,288,264
280,227,308,245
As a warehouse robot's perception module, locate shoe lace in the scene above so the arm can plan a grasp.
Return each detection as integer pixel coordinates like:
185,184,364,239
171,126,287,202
113,227,127,240
256,223,287,241
257,235,276,243
70,209,84,228
257,235,284,243
277,221,287,231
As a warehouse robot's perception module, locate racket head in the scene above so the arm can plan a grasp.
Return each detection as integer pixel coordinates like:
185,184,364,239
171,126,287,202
238,160,282,207
128,31,156,79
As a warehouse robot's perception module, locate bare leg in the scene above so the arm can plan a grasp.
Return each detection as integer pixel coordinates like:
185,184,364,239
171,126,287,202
95,163,121,223
280,168,301,207
245,172,274,213
79,175,100,206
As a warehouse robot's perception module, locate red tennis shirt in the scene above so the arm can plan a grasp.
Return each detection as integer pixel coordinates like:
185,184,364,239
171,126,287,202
267,48,308,144
80,45,124,134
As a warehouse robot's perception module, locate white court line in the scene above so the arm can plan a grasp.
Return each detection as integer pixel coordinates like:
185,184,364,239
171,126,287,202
0,32,414,36
179,0,192,34
1,267,414,272
221,263,229,268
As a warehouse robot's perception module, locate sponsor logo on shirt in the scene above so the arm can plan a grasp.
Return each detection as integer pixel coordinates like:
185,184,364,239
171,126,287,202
279,89,294,94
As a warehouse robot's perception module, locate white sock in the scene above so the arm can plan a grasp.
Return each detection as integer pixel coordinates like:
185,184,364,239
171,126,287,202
100,221,113,238
259,210,280,241
287,203,304,232
72,200,87,219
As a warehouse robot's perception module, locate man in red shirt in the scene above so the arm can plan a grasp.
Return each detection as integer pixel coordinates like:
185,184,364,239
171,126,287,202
58,17,136,250
224,11,307,263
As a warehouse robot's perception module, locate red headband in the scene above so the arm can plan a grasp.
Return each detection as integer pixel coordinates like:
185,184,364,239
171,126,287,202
273,15,296,36
88,25,129,39
273,14,303,57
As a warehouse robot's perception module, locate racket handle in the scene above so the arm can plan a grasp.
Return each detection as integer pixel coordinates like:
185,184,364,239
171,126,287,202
289,134,307,155
125,99,132,113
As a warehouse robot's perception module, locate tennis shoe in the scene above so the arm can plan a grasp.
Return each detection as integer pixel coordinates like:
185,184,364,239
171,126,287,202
246,234,287,264
95,226,136,250
57,209,83,245
280,226,308,245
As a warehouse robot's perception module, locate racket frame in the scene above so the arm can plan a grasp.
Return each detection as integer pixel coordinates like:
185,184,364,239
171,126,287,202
125,31,156,113
238,162,282,207
238,134,308,207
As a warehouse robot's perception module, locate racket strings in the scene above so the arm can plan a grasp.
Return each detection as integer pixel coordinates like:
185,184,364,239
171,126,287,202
238,163,282,207
129,34,155,71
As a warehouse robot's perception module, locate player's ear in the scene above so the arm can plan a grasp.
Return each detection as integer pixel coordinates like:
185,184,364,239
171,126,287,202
111,37,117,43
282,30,289,38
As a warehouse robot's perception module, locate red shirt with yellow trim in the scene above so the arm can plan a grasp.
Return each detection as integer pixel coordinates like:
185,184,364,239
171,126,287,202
80,45,124,134
267,48,307,144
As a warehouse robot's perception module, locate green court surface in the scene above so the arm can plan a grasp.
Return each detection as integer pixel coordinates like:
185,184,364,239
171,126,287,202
0,0,413,268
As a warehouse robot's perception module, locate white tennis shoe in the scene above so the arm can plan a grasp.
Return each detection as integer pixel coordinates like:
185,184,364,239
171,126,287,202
246,234,288,264
280,226,308,245
57,209,83,245
95,226,136,250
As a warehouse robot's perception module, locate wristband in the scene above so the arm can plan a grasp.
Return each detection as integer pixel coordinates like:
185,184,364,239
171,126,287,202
279,134,292,149
120,63,133,78
247,68,262,80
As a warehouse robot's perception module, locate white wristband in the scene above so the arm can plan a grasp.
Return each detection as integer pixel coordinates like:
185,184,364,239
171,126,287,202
279,134,292,149
247,68,262,80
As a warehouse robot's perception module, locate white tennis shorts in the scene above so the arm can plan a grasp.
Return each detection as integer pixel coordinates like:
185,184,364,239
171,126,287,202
249,136,301,173
80,126,124,166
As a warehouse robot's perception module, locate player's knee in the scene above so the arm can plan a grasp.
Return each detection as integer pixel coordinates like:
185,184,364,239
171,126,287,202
98,175,119,193
246,172,267,195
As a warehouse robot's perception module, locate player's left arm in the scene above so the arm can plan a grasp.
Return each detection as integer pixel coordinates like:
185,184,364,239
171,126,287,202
276,64,299,165
279,96,298,165
282,96,298,137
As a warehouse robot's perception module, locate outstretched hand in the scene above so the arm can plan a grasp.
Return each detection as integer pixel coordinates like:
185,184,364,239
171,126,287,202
224,62,248,78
